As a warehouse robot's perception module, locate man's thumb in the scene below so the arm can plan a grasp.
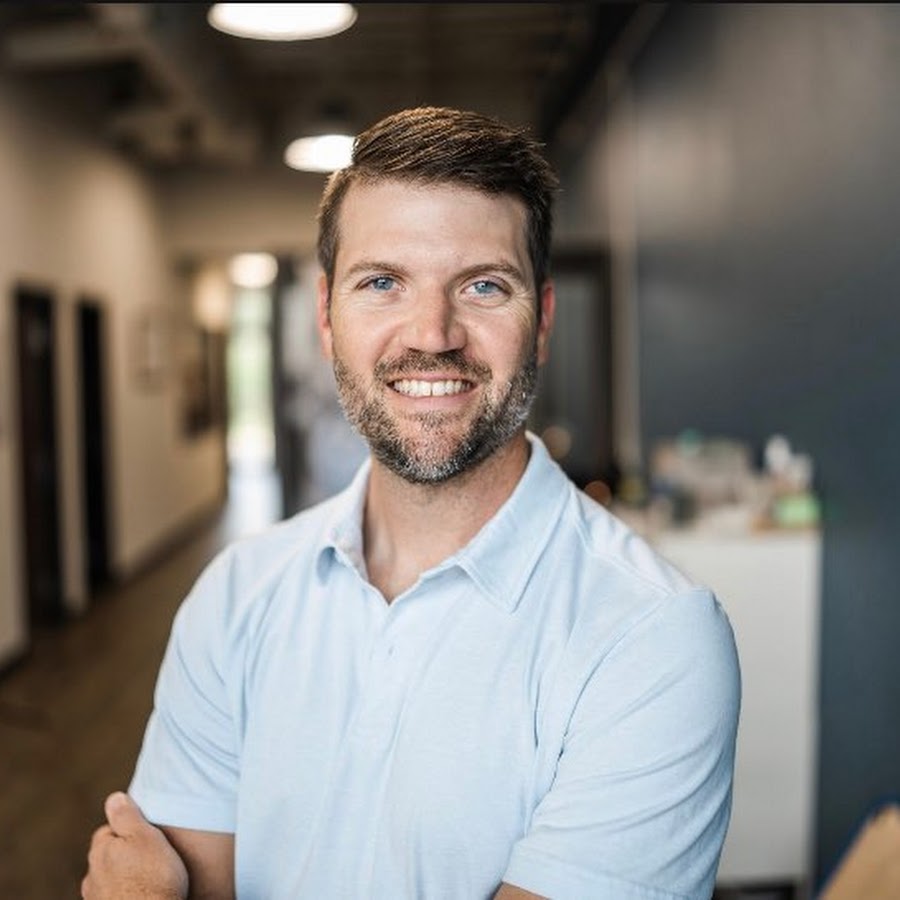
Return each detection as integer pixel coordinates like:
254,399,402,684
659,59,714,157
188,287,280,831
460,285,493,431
104,791,148,837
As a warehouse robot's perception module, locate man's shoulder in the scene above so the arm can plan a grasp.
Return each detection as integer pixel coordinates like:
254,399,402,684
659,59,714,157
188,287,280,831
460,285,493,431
180,492,347,626
556,487,701,601
538,488,739,725
537,486,737,664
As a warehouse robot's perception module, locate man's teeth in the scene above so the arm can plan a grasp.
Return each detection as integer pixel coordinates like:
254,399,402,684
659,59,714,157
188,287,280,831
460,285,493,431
393,379,469,397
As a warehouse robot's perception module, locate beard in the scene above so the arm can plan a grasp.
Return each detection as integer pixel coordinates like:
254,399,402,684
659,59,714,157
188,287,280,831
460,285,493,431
332,345,538,485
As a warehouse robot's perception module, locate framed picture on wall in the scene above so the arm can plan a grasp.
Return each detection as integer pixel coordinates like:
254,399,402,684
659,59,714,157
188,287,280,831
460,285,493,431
133,308,168,389
179,325,224,438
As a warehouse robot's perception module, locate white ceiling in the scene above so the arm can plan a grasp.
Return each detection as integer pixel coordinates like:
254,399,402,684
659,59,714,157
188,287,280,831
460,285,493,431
0,2,637,169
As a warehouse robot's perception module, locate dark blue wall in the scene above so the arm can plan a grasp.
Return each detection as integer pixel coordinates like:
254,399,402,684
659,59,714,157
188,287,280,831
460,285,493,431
624,4,900,880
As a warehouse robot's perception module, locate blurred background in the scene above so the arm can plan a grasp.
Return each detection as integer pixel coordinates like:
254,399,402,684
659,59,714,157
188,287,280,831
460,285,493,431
0,3,898,897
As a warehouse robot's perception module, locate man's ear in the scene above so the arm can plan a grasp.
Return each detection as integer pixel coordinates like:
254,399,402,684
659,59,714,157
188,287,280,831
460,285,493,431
316,273,334,360
536,280,555,366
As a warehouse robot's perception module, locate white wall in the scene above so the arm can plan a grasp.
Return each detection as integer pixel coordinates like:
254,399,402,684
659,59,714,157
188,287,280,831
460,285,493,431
0,75,226,664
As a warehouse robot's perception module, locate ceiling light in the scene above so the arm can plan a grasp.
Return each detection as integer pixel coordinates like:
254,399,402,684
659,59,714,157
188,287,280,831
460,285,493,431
228,252,279,289
284,134,354,173
208,4,357,41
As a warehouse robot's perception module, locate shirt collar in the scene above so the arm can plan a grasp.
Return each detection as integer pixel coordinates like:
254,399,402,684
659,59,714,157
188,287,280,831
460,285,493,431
318,456,372,576
317,433,571,613
451,433,570,614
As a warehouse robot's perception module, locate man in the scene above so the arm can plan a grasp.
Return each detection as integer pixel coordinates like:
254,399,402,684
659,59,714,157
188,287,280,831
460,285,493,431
83,107,740,899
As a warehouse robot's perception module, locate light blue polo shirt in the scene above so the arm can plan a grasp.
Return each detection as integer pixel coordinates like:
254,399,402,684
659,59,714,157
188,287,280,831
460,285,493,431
130,434,740,899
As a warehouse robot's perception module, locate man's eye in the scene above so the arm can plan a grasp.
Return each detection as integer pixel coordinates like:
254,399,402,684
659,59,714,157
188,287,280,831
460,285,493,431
366,276,396,291
468,280,504,297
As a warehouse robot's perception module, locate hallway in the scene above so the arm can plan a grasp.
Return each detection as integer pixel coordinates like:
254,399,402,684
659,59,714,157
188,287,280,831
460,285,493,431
0,474,278,898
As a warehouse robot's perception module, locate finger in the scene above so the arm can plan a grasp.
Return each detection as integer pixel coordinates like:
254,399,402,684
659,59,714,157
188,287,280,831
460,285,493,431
89,823,113,857
104,791,148,838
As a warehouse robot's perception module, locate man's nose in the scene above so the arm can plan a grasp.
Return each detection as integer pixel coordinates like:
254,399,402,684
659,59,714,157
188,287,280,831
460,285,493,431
401,290,466,353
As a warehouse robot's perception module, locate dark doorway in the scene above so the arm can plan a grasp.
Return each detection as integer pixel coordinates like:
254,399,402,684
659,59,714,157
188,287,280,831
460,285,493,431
78,299,110,593
15,285,64,624
530,250,615,489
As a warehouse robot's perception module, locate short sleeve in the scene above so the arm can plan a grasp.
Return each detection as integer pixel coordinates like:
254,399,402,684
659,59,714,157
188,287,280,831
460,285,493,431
504,589,740,900
129,550,240,833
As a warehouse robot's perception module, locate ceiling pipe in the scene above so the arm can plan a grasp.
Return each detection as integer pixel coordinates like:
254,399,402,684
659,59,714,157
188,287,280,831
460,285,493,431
1,3,261,165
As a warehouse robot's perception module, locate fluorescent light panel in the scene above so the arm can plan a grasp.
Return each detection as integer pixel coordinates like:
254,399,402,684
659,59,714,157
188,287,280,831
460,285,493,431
284,134,355,173
208,4,357,41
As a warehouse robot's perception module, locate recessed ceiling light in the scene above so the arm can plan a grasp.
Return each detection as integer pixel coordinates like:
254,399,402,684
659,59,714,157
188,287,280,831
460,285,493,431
284,134,355,173
208,4,357,41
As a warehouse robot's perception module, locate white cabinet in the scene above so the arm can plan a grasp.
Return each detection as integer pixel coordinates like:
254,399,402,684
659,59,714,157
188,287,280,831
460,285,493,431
654,525,821,887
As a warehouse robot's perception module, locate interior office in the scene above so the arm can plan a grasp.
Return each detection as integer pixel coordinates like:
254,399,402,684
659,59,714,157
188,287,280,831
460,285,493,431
1,4,898,897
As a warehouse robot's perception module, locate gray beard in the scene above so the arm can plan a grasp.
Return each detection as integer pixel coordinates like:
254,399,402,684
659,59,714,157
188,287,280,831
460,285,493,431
332,346,538,485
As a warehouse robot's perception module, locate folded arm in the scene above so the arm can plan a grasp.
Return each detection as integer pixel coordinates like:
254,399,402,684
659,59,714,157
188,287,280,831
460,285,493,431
83,792,532,900
161,824,235,900
82,792,234,900
494,884,545,899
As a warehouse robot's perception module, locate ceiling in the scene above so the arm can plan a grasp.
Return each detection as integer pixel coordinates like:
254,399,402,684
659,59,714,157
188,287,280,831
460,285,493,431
0,2,638,170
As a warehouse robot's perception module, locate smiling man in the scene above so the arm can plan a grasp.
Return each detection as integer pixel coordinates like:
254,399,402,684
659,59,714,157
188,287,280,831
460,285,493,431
83,107,740,900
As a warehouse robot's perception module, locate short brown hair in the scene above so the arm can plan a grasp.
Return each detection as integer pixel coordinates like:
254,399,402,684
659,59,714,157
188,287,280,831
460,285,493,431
316,106,559,295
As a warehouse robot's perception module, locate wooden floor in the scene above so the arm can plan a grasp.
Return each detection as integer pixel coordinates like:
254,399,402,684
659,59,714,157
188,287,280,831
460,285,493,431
0,466,279,899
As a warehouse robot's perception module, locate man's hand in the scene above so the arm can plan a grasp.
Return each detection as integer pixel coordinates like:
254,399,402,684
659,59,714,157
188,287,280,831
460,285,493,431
82,792,189,900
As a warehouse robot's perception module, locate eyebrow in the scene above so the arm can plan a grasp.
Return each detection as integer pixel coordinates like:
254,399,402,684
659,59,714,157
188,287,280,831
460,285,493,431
341,260,411,282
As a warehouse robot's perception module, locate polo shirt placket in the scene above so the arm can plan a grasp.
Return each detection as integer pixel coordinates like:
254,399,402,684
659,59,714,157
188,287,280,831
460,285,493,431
297,541,473,893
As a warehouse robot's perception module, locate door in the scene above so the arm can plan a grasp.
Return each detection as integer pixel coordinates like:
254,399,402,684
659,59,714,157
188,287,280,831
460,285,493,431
530,250,615,488
78,300,110,593
15,286,64,624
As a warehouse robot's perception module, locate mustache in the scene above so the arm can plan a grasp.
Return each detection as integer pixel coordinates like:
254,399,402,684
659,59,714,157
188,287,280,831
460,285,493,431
375,349,491,381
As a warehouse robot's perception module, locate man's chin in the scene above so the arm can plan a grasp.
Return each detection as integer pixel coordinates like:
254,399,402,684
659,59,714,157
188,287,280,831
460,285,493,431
371,433,478,484
390,414,472,449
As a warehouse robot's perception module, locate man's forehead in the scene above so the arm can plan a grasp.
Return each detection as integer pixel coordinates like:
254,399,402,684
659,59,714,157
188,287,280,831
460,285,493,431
339,176,526,217
334,178,527,245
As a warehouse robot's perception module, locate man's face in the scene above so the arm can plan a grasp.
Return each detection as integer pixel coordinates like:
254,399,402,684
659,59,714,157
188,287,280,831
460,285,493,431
317,178,554,484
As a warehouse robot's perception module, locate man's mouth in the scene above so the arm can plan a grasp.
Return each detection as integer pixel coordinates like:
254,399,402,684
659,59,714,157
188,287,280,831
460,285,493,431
389,378,473,398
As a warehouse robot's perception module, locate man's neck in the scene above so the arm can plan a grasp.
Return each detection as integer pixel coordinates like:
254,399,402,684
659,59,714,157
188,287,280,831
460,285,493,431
362,432,531,603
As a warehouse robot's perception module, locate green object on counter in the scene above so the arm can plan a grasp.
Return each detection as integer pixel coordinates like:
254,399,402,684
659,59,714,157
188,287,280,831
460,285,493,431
773,492,821,528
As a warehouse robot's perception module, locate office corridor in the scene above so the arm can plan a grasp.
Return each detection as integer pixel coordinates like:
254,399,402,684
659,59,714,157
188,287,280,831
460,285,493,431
0,467,280,899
